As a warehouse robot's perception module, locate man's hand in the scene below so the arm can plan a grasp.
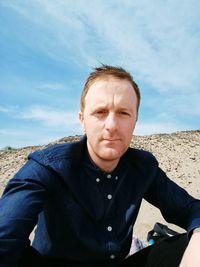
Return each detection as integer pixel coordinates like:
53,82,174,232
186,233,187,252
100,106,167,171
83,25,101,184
179,230,200,267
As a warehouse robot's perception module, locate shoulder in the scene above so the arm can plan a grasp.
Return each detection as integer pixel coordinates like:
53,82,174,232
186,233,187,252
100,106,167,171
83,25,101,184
28,136,86,165
127,147,158,167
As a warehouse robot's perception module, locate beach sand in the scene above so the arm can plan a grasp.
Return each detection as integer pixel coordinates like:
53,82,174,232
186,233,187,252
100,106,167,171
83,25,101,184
0,131,200,241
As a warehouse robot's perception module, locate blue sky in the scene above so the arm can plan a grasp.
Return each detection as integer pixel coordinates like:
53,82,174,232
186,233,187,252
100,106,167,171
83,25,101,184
0,0,200,148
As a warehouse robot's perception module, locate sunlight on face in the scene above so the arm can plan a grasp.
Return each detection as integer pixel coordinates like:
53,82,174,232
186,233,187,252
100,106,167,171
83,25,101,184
79,78,138,171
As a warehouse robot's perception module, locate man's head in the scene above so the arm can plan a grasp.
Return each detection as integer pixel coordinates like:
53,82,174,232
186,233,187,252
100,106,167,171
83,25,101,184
80,65,141,114
79,65,141,172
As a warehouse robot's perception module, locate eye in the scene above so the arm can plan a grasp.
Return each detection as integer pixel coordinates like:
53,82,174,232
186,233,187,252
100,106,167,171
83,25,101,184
97,110,107,114
93,109,108,116
119,111,130,116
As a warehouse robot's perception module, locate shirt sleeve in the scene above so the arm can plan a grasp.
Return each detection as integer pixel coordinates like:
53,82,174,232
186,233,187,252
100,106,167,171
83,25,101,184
144,164,200,236
0,159,55,266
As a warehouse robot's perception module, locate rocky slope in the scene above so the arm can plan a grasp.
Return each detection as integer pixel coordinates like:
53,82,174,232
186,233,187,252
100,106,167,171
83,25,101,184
0,131,199,240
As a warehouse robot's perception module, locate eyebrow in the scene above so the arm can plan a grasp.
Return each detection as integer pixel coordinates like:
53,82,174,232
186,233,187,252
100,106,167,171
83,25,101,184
91,105,134,113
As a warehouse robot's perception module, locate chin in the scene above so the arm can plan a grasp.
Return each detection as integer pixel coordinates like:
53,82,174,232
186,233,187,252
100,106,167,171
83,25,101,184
100,149,123,161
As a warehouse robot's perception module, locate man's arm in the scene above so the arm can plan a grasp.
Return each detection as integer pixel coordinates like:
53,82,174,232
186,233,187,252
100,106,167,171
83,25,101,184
144,162,200,266
145,165,200,231
179,228,200,267
0,159,54,266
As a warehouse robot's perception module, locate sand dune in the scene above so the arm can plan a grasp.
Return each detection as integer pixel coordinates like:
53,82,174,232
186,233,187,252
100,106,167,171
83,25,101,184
0,131,199,241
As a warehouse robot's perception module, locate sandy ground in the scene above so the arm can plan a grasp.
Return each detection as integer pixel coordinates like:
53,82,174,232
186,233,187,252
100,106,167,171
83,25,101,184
0,131,200,241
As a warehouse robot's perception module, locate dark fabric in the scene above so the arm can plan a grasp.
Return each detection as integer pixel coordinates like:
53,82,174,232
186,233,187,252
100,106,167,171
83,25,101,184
119,245,153,267
120,234,187,267
19,234,188,267
19,247,45,267
146,234,188,267
1,136,200,266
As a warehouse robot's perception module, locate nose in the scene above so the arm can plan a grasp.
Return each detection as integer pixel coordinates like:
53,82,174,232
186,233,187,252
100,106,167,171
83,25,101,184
105,112,118,132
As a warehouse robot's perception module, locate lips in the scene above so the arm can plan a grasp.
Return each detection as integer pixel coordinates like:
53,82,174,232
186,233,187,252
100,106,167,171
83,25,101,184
103,139,120,142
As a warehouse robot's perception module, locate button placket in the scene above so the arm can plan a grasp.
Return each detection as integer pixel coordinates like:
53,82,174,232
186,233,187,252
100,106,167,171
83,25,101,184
96,178,100,183
110,254,115,259
106,225,115,259
107,194,112,200
107,226,112,232
104,173,118,260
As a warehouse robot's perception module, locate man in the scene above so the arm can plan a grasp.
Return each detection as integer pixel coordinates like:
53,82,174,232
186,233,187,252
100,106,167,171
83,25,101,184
0,65,200,267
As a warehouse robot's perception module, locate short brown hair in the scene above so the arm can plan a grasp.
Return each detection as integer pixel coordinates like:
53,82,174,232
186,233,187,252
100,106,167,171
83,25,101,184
80,64,141,113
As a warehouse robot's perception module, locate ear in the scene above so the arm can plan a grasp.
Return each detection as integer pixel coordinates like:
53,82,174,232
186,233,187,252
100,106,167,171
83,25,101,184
78,111,85,132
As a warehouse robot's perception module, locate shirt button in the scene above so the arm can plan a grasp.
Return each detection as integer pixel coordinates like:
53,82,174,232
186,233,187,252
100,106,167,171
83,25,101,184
107,174,112,179
96,178,100,183
107,194,112,200
110,254,115,259
107,226,112,231
115,176,118,180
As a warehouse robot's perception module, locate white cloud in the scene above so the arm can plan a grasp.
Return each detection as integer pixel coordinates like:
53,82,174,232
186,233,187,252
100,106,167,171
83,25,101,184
174,93,200,117
0,105,18,114
134,121,190,136
17,105,80,128
0,107,11,113
36,83,66,91
1,0,199,146
3,0,199,93
0,104,82,131
152,92,200,118
0,105,83,148
0,128,73,149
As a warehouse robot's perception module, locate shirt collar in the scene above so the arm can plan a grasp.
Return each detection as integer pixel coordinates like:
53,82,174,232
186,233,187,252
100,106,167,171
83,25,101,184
83,145,129,181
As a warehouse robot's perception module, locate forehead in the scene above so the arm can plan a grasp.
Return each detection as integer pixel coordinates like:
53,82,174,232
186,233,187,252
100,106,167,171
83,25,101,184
89,76,132,89
84,78,137,109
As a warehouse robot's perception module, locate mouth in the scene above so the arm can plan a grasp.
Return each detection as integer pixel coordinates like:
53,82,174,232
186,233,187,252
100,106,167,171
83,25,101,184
103,139,120,142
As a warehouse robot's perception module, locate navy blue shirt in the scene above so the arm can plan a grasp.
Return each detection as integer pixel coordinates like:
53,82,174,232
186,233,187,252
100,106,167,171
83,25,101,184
0,136,200,266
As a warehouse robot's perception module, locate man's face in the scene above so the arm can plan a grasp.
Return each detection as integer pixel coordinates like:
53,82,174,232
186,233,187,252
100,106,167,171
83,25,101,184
79,78,138,171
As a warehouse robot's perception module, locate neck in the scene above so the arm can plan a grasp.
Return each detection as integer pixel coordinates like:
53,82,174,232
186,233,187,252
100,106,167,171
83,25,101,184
87,149,120,173
95,158,119,173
